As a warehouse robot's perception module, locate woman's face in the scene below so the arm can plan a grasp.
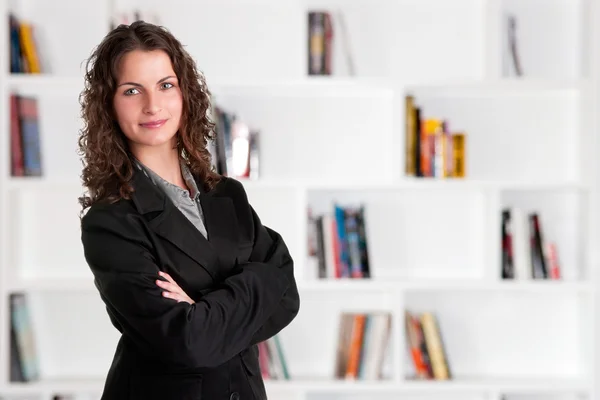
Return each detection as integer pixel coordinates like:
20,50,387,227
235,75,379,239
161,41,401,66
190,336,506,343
113,49,183,154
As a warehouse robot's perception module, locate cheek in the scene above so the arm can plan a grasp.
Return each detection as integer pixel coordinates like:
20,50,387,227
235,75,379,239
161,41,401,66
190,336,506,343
167,92,183,119
113,98,137,126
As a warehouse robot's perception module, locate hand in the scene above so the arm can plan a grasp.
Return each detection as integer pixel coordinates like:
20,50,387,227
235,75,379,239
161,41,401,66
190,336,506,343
156,271,195,304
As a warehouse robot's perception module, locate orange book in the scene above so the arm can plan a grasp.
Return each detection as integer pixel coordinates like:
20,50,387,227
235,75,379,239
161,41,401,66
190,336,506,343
405,311,429,379
345,314,366,379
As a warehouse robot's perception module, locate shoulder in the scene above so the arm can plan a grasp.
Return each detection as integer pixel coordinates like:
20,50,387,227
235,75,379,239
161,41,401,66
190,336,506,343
210,176,250,203
80,197,141,234
210,176,253,217
80,198,155,267
80,199,158,275
210,176,257,238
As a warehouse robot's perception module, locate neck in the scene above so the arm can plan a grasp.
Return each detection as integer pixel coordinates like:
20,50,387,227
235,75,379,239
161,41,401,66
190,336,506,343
131,142,184,187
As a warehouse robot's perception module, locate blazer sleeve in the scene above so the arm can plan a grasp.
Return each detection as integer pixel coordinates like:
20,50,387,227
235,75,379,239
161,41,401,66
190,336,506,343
233,184,300,345
81,205,290,370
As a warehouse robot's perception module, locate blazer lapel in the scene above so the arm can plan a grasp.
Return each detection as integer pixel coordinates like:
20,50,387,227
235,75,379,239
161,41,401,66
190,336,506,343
130,168,218,279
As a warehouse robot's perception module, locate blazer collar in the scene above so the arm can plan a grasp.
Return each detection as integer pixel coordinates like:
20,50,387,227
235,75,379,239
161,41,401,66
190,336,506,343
130,166,167,215
130,167,239,282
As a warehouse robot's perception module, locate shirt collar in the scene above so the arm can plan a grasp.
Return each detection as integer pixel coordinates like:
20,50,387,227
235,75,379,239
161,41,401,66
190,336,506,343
133,157,200,200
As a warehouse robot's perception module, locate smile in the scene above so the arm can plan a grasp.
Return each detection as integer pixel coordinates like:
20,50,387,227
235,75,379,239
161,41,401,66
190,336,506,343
139,119,167,128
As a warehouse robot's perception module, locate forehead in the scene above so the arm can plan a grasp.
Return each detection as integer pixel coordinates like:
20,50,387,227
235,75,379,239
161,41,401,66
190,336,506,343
117,49,175,81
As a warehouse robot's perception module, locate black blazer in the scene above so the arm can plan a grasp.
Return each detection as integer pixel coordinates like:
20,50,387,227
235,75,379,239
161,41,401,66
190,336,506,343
80,167,300,400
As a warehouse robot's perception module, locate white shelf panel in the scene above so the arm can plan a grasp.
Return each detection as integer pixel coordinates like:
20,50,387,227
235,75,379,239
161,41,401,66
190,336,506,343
400,376,590,394
301,178,589,192
3,378,103,395
298,279,593,294
5,74,586,97
5,276,592,295
209,77,394,98
1,376,589,396
7,74,84,89
6,277,95,293
5,177,83,191
6,74,393,97
406,78,588,97
5,176,588,193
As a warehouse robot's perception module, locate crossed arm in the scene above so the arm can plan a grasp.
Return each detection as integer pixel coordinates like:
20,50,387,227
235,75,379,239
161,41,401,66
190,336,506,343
81,196,300,370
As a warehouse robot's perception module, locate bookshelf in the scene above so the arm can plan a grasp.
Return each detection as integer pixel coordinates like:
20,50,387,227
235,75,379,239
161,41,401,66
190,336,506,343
1,0,600,400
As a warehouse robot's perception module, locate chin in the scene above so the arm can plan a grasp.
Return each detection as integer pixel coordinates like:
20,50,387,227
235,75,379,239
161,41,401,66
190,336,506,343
129,129,178,149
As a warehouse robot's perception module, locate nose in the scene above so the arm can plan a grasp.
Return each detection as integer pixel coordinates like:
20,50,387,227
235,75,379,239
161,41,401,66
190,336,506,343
142,92,161,115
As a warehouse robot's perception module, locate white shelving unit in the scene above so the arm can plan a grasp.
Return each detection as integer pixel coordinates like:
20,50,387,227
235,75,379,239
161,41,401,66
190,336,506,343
1,0,600,399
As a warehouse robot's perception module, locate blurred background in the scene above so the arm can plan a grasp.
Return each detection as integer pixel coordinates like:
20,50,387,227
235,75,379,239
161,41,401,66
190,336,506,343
2,0,600,399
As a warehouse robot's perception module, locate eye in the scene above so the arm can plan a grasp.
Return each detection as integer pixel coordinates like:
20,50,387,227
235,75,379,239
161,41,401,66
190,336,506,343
124,88,139,96
161,82,174,90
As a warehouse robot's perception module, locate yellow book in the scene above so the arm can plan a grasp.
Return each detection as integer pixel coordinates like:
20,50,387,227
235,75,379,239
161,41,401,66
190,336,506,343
19,23,41,74
452,133,466,178
405,95,416,176
420,312,451,380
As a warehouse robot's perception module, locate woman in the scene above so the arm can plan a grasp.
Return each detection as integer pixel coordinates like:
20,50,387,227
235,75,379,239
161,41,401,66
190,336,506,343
77,20,300,400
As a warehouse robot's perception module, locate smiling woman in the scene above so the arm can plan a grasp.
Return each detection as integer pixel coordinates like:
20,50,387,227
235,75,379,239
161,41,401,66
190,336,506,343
76,21,300,400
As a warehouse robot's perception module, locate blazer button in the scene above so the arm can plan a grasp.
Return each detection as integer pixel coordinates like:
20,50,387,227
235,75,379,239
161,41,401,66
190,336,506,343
230,392,240,400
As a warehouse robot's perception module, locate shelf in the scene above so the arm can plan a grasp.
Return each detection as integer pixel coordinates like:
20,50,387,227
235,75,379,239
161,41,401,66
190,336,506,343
5,74,393,97
4,176,588,193
400,376,590,394
6,277,96,293
209,76,394,98
301,178,589,192
1,376,589,395
406,78,588,96
3,378,103,395
5,74,584,97
268,376,591,394
5,176,83,190
8,276,589,295
298,279,593,294
6,74,84,93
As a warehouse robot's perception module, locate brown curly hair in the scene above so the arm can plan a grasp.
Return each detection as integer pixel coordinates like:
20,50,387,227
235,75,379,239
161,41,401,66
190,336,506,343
77,20,221,213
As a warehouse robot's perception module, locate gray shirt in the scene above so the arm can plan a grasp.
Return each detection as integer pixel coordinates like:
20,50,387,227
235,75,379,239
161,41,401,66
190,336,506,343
134,158,208,240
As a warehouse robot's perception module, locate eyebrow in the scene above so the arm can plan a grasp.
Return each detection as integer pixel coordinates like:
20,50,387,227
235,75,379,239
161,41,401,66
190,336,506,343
117,75,177,87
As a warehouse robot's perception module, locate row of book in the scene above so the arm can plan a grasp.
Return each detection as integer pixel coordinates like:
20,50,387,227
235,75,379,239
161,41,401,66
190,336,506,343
257,335,290,380
405,310,451,380
10,293,39,383
335,312,392,380
308,10,355,77
9,9,158,74
307,204,371,279
405,95,467,178
8,13,42,74
208,106,260,180
501,208,561,280
10,93,43,177
308,11,334,75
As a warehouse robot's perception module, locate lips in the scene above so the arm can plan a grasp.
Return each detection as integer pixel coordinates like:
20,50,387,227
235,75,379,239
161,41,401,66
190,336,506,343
139,119,167,128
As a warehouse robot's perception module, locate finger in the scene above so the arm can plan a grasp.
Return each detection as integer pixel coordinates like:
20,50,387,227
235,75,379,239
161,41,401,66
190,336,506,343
162,291,192,304
158,271,176,285
162,291,181,301
156,279,183,295
158,272,182,292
